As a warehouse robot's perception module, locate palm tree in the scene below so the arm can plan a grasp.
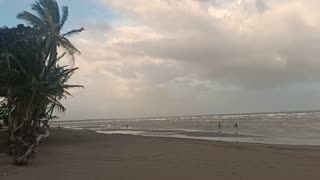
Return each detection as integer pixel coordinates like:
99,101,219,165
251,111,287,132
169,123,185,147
15,0,84,132
0,1,84,162
1,24,83,161
17,0,84,66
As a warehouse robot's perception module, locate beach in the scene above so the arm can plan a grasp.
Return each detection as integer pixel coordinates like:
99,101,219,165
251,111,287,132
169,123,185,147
1,129,320,179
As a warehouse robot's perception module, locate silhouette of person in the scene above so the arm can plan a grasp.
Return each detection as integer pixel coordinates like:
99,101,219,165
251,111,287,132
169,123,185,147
234,123,238,134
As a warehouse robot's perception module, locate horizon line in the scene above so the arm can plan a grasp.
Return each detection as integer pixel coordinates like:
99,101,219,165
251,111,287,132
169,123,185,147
55,109,320,122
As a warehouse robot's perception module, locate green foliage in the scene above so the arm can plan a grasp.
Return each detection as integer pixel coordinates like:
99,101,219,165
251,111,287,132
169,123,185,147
17,0,85,62
0,25,44,97
0,0,84,143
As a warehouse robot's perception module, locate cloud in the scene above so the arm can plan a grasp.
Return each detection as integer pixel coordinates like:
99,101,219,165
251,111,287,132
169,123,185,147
60,0,320,119
94,0,320,88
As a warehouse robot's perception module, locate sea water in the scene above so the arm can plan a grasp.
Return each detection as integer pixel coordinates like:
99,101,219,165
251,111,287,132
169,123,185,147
51,111,320,146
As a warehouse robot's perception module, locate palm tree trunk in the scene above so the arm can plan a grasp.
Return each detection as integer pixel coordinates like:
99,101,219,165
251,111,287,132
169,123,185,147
31,104,43,134
7,88,12,128
5,51,14,144
7,88,13,138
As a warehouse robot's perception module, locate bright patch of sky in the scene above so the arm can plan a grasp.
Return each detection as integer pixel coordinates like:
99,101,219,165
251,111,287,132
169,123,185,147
0,0,121,28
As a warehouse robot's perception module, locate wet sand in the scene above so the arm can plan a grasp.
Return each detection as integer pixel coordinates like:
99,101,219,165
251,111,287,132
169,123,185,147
1,128,320,180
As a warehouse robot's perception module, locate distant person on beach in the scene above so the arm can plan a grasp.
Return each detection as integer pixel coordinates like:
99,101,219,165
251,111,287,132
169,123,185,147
218,122,222,129
234,123,238,134
125,124,129,129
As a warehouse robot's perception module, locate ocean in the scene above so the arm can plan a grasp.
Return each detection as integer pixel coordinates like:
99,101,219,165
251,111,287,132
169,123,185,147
51,111,320,146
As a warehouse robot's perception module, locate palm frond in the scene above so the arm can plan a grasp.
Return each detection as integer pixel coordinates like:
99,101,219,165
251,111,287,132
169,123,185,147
47,95,66,112
57,52,66,61
59,67,79,83
31,2,46,22
39,0,59,24
42,7,54,31
62,27,85,37
51,0,60,24
63,89,72,95
58,37,81,65
17,11,45,29
6,54,28,77
59,6,68,30
52,101,66,112
62,84,84,89
59,36,81,54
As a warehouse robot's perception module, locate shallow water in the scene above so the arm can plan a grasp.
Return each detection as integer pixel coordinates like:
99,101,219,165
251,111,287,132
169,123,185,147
52,111,320,146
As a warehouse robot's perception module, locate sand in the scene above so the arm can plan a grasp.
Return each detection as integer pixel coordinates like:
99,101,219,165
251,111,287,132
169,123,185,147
1,128,320,180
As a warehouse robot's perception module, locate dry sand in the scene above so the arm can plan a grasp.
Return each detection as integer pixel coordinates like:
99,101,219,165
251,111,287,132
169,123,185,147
1,128,320,180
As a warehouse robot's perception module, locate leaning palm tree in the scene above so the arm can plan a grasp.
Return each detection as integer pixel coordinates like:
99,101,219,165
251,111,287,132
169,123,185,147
15,0,84,131
17,0,84,66
1,24,83,164
0,1,85,164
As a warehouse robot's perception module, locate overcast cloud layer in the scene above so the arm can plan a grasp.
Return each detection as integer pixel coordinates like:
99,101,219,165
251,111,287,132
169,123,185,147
61,0,320,120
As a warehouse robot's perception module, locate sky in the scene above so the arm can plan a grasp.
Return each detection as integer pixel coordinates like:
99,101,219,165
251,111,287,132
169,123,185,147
2,0,320,120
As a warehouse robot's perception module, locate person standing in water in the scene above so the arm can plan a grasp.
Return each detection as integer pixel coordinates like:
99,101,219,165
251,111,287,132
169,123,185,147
234,123,238,129
234,123,238,134
218,122,223,133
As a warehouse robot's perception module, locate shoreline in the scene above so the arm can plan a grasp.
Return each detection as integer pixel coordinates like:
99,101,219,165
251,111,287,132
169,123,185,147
50,110,320,147
87,127,320,146
1,128,320,179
